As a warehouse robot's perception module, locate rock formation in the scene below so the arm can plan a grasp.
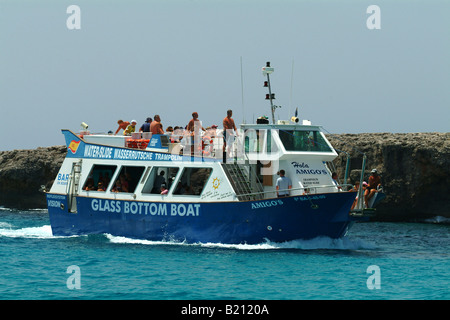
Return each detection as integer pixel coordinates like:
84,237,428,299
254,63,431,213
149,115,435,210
327,132,449,221
0,146,66,209
0,132,448,221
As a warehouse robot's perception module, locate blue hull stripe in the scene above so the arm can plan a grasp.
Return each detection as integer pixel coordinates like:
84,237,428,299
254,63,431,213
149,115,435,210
47,192,362,244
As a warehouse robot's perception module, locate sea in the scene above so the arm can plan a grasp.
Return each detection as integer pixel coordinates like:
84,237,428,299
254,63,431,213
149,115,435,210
0,207,449,304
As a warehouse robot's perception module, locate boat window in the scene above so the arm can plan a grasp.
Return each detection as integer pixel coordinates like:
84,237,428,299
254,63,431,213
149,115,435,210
83,164,117,191
173,168,212,196
142,166,180,194
244,129,278,154
111,166,146,193
278,130,332,152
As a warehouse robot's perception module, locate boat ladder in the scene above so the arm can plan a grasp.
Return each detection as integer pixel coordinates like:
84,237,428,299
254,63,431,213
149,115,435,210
222,163,264,201
67,160,82,213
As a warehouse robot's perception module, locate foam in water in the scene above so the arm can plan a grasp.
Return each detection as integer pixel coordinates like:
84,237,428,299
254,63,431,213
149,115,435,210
106,234,376,250
0,223,376,250
0,225,54,239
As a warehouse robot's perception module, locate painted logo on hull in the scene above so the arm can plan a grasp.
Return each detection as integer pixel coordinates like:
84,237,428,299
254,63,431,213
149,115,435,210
90,199,200,217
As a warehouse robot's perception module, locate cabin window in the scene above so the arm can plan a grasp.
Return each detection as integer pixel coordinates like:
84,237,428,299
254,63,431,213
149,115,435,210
278,130,332,152
111,166,146,193
83,164,117,191
173,168,212,196
142,166,180,194
244,129,278,154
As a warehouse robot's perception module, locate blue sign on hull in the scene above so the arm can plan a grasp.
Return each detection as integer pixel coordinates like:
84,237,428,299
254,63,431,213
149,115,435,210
47,191,361,244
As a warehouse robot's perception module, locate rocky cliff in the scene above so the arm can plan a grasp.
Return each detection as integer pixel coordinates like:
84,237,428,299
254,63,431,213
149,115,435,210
0,132,448,221
0,146,66,209
327,132,449,221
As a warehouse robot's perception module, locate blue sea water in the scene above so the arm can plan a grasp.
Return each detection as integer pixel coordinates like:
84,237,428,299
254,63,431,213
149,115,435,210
0,207,449,301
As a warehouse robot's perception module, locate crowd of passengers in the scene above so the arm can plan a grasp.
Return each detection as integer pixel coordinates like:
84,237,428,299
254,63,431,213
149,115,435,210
115,110,236,140
114,110,237,156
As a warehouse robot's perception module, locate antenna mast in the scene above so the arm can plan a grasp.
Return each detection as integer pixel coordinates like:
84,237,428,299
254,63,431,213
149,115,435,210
262,61,280,124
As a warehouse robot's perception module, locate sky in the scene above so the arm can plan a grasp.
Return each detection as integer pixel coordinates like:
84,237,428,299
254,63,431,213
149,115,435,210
0,0,449,151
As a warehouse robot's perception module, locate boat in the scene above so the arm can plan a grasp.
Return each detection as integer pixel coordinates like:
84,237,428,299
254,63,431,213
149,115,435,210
46,62,381,244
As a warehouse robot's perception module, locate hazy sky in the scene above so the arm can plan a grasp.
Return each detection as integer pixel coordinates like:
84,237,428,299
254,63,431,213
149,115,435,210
1,0,449,151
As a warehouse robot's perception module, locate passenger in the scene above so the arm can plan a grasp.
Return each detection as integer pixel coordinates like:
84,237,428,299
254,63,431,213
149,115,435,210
350,181,360,210
202,135,213,156
331,172,342,190
166,126,174,142
362,181,369,207
160,184,169,195
172,126,182,143
276,169,292,198
139,117,152,132
210,124,218,132
124,120,137,136
111,180,122,193
150,115,164,134
187,112,206,133
222,109,238,161
115,120,130,135
350,181,360,192
187,112,205,155
85,179,95,191
152,170,166,193
366,169,382,205
97,181,105,192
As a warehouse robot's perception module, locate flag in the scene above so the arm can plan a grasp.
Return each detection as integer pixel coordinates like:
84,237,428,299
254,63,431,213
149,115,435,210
68,140,81,154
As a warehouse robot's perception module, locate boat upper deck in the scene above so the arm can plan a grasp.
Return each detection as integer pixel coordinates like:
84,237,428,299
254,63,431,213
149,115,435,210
68,120,338,164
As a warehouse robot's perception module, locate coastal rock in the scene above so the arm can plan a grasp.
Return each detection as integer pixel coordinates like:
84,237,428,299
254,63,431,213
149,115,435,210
327,132,450,221
0,132,448,221
0,146,66,209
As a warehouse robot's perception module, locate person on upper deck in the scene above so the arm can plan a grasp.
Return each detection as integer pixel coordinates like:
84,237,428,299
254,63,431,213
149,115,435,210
124,120,137,135
222,109,238,161
150,115,164,134
139,117,152,132
187,112,206,134
187,112,205,155
115,120,130,135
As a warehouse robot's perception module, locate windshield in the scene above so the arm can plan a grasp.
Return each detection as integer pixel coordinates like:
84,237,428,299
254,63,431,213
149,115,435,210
278,130,332,152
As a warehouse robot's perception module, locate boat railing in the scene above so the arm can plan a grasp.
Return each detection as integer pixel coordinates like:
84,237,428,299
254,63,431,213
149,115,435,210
237,183,354,199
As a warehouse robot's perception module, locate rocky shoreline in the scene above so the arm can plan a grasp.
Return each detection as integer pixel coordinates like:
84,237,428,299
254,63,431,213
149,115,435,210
0,132,449,221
